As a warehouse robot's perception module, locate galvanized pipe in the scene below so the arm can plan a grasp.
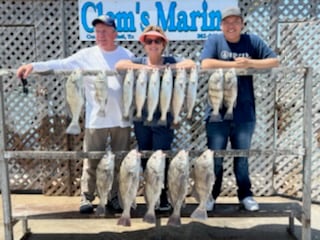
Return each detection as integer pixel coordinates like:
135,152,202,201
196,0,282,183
0,76,13,240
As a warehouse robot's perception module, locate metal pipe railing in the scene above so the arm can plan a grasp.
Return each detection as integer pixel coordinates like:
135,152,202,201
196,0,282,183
0,66,312,240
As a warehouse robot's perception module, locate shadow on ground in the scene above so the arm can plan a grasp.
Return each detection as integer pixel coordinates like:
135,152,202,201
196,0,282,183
24,221,320,240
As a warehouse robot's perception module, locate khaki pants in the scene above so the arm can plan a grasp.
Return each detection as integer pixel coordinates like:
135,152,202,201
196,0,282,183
80,127,131,201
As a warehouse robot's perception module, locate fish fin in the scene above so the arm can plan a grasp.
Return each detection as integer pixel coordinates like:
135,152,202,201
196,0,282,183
190,207,208,220
143,213,156,224
117,216,131,227
66,124,81,135
167,214,181,226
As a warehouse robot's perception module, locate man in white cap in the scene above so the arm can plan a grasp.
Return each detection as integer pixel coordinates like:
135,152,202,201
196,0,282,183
200,6,279,212
16,15,134,214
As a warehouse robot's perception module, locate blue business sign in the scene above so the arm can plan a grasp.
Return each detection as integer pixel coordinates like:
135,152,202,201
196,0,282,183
79,0,238,41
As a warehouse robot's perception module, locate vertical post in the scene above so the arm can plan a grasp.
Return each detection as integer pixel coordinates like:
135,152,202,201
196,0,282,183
302,67,313,240
0,75,14,240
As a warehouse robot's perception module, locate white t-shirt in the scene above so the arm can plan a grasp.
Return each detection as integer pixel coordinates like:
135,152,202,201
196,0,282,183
32,45,134,128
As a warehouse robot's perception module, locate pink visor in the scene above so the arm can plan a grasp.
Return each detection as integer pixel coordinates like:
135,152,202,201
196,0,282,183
139,30,168,44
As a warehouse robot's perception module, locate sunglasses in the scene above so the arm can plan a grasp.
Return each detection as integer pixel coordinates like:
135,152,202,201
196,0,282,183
144,38,163,45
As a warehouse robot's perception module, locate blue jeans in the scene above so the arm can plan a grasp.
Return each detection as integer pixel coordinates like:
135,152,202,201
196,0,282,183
134,121,174,167
206,121,255,201
134,121,174,151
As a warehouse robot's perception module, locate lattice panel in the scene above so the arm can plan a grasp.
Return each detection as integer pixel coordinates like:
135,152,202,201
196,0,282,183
0,0,34,25
278,20,320,203
0,0,319,202
278,0,318,21
274,156,304,198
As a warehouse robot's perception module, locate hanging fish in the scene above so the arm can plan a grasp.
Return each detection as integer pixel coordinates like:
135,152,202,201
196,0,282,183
208,69,224,122
190,149,214,220
65,69,84,135
96,151,115,216
171,68,187,128
117,149,141,227
94,71,108,117
186,67,198,121
122,68,135,121
158,67,173,126
145,68,160,125
167,149,189,226
223,68,238,120
143,150,166,224
134,68,148,121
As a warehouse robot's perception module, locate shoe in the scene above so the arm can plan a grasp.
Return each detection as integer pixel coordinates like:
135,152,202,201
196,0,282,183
158,202,172,211
240,196,259,211
79,199,94,214
107,196,122,212
156,197,172,212
206,198,215,211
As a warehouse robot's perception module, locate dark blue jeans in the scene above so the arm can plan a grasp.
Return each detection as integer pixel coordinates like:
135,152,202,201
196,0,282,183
134,121,174,151
134,120,174,169
206,121,255,201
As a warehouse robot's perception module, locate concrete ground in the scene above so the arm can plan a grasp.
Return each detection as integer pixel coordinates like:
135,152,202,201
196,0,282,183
1,194,320,240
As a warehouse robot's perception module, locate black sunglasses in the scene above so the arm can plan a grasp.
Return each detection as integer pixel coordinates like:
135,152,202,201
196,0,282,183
144,38,163,45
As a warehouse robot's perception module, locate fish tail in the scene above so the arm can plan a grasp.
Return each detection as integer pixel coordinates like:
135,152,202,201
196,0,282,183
117,216,131,227
186,110,193,120
95,205,106,216
122,115,130,121
170,122,180,129
97,109,106,117
143,120,153,126
143,212,156,224
134,111,142,121
190,207,208,220
223,112,233,120
133,116,143,122
167,214,181,226
66,123,81,135
157,119,167,126
209,113,222,122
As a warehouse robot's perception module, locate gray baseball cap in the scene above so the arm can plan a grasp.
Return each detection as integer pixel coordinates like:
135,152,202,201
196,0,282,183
92,15,116,28
221,7,242,20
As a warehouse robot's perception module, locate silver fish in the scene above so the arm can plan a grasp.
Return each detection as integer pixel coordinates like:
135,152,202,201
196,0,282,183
143,150,166,224
171,68,187,127
134,68,148,121
94,71,108,117
223,68,238,120
208,69,224,122
145,68,160,125
190,149,214,220
186,67,198,120
167,149,189,226
65,69,84,135
96,151,115,216
158,67,173,126
122,68,135,121
117,149,141,227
